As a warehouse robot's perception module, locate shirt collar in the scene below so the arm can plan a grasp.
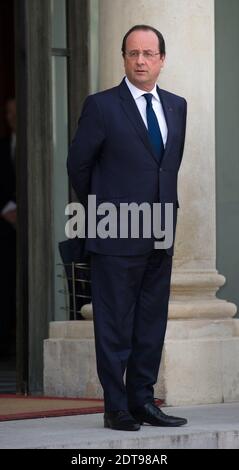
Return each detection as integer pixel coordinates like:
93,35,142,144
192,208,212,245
125,76,160,102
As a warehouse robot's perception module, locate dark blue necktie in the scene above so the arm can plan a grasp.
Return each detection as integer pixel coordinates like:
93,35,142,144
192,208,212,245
143,93,164,163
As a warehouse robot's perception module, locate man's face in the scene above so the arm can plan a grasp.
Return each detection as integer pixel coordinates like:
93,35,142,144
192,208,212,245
123,30,165,92
6,99,16,132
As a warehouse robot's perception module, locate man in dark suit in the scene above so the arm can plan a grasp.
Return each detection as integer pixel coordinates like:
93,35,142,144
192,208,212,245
67,25,187,431
0,98,16,357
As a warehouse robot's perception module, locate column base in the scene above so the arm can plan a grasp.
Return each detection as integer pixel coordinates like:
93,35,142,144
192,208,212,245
81,269,237,320
169,269,237,319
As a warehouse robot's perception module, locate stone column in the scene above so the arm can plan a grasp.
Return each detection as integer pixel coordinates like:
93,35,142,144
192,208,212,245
44,0,239,404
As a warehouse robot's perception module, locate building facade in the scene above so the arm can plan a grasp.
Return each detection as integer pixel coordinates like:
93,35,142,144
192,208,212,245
12,0,239,400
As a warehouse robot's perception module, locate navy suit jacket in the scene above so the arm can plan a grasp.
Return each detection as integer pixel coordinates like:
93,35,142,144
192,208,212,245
67,79,187,256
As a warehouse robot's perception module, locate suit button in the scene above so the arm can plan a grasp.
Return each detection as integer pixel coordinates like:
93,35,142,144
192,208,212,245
159,168,163,172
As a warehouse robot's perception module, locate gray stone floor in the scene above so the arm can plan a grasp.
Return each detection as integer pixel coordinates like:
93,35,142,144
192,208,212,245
0,403,239,449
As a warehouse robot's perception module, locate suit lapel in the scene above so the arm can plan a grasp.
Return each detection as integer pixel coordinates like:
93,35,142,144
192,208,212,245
119,80,159,165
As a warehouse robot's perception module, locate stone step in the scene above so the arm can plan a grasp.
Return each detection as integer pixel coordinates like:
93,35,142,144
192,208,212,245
0,403,239,449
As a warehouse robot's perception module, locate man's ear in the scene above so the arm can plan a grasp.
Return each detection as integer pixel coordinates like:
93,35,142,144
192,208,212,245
160,54,166,68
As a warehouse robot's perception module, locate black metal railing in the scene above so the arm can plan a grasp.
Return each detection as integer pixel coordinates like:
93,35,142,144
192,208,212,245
57,262,91,320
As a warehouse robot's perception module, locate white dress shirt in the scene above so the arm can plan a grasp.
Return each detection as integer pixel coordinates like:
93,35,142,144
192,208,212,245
125,76,168,147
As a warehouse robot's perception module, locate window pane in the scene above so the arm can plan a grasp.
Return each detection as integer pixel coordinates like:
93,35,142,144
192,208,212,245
51,0,67,49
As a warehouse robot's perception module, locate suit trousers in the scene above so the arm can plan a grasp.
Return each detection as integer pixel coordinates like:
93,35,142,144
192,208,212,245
90,249,173,412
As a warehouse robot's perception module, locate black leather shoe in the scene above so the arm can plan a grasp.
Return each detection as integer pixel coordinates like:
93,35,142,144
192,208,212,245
104,410,141,431
130,402,187,427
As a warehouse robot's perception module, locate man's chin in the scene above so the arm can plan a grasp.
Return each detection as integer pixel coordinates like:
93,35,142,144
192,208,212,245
133,75,147,84
134,72,147,78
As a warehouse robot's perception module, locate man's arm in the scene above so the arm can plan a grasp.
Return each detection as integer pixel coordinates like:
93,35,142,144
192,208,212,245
179,98,187,166
67,95,106,205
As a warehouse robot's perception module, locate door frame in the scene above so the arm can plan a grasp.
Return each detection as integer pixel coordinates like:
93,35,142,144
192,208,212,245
15,0,54,394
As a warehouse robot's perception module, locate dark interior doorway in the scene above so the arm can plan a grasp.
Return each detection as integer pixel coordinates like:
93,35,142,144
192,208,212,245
0,0,16,393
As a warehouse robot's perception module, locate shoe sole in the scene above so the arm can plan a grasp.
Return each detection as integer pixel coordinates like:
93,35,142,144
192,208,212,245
104,419,140,431
137,419,187,427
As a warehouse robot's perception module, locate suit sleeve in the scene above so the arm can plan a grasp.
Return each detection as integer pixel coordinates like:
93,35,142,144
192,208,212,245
179,98,187,166
67,95,106,204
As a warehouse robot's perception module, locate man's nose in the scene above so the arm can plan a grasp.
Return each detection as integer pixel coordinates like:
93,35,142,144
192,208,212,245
136,53,146,65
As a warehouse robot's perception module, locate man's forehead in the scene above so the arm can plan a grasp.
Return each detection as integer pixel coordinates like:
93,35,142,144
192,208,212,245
126,30,158,48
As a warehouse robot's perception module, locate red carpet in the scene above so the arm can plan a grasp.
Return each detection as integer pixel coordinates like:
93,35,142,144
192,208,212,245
0,395,104,421
0,395,163,421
